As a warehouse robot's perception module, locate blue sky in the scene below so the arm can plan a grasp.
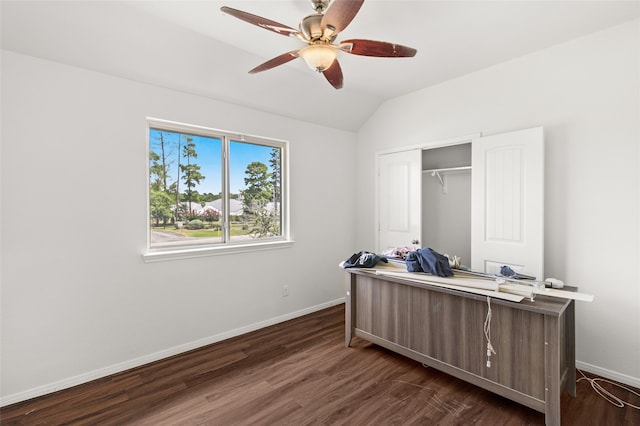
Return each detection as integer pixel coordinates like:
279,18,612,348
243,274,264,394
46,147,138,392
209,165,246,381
149,130,276,195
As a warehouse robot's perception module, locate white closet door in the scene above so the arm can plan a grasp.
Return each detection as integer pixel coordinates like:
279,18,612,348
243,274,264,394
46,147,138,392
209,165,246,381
377,149,422,253
471,127,545,279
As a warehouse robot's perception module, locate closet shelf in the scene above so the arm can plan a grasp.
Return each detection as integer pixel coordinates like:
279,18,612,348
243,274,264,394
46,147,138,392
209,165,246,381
422,166,472,174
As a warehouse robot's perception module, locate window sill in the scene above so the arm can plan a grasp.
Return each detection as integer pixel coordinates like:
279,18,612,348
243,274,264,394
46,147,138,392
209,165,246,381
142,239,294,263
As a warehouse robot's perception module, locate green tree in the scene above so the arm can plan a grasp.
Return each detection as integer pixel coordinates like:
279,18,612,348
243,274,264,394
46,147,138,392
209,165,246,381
241,161,272,215
269,148,281,215
150,131,180,226
155,131,172,191
250,209,278,237
149,151,164,192
201,192,216,202
150,189,174,227
180,136,205,213
174,135,181,220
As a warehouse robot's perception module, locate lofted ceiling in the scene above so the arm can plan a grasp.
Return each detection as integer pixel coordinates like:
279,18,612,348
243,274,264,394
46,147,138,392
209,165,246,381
2,1,639,132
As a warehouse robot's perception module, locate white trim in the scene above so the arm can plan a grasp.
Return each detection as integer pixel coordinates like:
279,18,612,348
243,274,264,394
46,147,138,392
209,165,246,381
0,298,345,407
3,312,638,407
142,239,294,262
374,132,481,156
576,360,640,389
146,117,289,146
374,132,481,252
145,117,291,256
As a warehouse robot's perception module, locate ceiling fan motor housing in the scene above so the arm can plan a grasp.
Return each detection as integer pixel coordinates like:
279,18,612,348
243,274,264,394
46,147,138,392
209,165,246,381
300,14,325,41
310,0,330,13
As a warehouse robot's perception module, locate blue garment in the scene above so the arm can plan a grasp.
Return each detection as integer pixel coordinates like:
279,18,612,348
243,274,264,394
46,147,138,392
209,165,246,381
405,248,453,277
343,251,388,268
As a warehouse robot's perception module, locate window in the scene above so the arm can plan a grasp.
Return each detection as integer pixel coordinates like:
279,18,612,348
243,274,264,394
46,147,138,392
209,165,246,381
145,118,290,261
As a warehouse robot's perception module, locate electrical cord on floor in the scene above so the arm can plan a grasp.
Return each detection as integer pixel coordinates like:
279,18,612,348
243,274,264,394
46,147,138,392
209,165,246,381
577,368,640,410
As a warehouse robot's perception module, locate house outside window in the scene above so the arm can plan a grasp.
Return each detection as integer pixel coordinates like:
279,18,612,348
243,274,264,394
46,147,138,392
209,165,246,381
145,118,290,261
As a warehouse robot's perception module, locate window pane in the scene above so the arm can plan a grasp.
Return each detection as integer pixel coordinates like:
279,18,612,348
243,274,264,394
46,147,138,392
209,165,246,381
146,118,288,258
229,140,282,242
149,129,222,248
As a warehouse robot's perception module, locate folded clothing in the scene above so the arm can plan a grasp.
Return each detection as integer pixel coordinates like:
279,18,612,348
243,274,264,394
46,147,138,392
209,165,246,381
405,248,453,277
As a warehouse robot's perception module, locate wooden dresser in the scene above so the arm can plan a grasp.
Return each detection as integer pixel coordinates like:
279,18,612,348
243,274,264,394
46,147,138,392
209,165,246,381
344,268,576,426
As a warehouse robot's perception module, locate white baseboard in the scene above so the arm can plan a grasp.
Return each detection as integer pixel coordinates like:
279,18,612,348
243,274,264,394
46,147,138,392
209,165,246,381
5,300,637,409
576,360,640,389
0,298,345,407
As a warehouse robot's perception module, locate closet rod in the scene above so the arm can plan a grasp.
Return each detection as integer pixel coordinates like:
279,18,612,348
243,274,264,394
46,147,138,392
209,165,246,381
422,165,472,174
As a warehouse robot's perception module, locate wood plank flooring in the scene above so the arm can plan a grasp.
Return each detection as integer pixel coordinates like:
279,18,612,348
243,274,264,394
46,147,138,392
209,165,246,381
2,304,639,425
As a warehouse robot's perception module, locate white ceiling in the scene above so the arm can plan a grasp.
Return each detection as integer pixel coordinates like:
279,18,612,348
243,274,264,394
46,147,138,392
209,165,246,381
2,1,639,131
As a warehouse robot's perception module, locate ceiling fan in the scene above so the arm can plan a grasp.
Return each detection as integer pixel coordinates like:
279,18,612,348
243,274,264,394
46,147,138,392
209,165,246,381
220,0,417,89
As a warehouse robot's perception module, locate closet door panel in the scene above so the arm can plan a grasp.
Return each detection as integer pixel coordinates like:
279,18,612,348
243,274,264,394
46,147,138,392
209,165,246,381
471,127,544,279
377,149,422,253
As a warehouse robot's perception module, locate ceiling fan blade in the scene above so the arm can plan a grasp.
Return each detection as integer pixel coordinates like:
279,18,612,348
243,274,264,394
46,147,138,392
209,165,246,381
249,51,300,74
323,60,344,89
221,6,300,38
321,0,364,35
340,39,417,57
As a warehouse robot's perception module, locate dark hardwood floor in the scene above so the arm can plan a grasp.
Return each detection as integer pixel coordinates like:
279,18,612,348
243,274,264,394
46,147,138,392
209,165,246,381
2,304,639,425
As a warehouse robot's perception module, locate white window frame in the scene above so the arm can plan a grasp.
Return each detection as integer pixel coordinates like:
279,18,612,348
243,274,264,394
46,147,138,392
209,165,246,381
143,118,292,262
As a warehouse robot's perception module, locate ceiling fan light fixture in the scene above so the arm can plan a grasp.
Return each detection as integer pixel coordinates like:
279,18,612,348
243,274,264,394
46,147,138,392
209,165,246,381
222,0,416,89
299,44,338,72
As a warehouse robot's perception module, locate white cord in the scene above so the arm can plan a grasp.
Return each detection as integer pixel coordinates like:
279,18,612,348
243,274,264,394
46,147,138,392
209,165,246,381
577,369,640,410
480,302,638,406
480,300,637,406
484,296,496,368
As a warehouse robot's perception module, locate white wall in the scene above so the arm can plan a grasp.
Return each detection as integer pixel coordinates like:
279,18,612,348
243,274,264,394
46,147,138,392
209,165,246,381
356,20,640,386
422,171,471,263
0,51,357,404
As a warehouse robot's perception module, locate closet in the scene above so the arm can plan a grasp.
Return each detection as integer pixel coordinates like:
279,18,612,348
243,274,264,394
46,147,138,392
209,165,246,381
376,127,544,279
422,143,472,265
